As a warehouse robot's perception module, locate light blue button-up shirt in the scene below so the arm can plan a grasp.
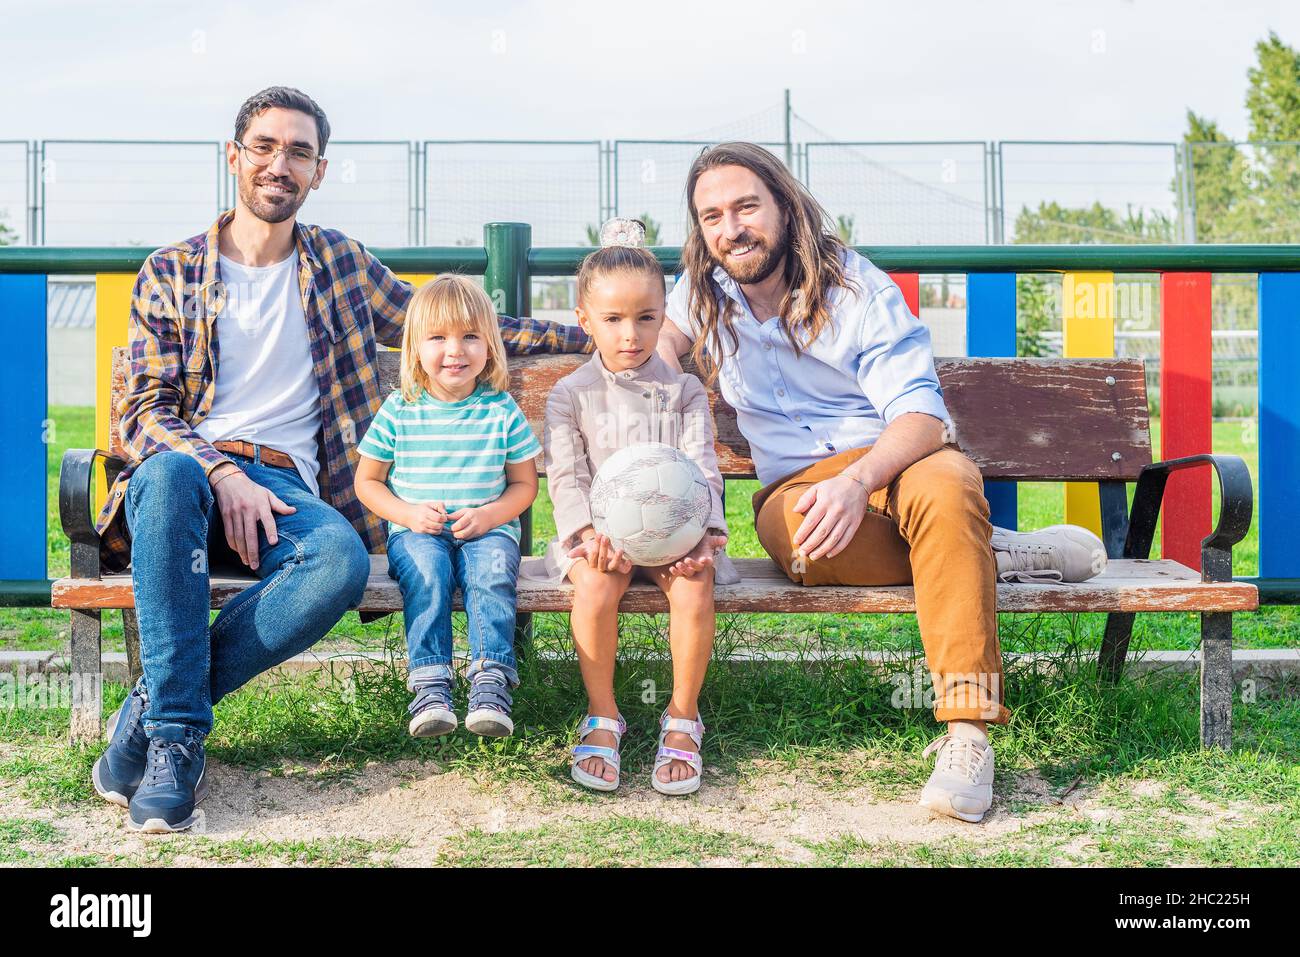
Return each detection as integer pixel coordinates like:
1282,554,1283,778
665,247,950,487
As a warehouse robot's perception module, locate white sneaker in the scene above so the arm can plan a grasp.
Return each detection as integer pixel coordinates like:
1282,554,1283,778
990,524,1107,583
919,733,995,823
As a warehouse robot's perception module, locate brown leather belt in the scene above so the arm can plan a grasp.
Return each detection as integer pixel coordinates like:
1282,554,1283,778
212,440,296,470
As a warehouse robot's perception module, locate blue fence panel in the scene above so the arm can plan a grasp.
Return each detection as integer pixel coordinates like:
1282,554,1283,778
1258,273,1300,579
965,271,1018,530
0,273,48,580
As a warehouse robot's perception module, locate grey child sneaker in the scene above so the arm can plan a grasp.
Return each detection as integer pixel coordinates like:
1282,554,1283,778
408,678,457,738
465,668,514,737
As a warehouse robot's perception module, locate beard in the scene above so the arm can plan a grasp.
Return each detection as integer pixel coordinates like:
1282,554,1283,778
714,225,789,285
237,171,307,224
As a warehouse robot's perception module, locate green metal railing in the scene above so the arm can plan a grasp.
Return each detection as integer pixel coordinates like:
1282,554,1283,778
5,243,1298,276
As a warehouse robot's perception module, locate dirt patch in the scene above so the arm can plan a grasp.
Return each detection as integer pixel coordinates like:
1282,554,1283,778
4,751,1218,867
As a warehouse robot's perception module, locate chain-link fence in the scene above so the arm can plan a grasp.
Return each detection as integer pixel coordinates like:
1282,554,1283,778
424,141,602,248
300,141,416,248
40,140,225,246
998,141,1188,244
11,136,1300,250
1186,140,1300,244
612,140,792,246
0,141,30,246
805,141,989,245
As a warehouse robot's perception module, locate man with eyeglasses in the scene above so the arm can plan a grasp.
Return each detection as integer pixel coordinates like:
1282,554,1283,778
89,86,594,833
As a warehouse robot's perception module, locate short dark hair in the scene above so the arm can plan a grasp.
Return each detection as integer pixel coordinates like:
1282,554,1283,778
234,86,331,156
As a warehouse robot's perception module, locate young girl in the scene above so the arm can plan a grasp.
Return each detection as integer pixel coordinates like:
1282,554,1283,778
354,275,541,740
526,219,740,796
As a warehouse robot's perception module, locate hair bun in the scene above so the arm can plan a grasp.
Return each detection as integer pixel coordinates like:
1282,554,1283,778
598,217,648,248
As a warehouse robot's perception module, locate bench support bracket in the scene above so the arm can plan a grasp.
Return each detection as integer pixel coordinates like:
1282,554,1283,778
1097,454,1252,749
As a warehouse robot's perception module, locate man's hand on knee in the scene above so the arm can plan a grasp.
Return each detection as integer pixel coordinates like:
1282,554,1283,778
792,475,870,561
212,469,297,571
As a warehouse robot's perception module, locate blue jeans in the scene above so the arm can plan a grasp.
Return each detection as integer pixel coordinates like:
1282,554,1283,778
123,449,371,736
385,527,521,690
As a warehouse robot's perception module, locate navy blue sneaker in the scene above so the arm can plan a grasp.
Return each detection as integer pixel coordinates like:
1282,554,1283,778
92,676,150,807
407,679,457,738
127,723,208,833
465,669,514,737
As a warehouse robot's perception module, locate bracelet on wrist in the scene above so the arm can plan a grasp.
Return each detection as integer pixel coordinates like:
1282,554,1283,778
845,473,871,495
210,465,239,490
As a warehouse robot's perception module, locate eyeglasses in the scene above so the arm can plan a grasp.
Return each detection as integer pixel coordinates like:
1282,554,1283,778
233,140,322,173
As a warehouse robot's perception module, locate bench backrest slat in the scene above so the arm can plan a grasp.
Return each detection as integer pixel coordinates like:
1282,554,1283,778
109,348,1152,482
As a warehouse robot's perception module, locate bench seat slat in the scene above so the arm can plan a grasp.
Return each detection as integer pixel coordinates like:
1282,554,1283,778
50,557,1258,614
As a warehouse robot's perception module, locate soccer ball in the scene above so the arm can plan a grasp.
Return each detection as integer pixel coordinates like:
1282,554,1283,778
589,443,712,567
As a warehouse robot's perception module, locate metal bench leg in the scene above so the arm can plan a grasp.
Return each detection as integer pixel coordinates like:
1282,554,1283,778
68,608,103,744
515,504,534,654
122,609,143,685
1097,481,1135,683
1098,612,1135,682
1200,612,1233,749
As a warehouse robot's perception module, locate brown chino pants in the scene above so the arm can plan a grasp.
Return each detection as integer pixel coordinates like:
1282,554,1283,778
752,444,1009,724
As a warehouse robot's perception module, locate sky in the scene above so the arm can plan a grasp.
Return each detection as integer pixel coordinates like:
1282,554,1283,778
3,0,1297,144
3,0,1299,247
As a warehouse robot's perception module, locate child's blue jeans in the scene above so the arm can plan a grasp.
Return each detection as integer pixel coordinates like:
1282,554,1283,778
386,526,521,690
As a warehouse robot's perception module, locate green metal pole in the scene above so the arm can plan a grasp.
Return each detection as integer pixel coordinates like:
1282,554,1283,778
484,222,535,652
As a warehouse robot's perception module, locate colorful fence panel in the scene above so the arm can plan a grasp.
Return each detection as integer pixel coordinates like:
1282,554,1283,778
965,272,1018,530
0,273,47,581
1160,273,1213,570
1258,273,1300,580
1061,271,1116,538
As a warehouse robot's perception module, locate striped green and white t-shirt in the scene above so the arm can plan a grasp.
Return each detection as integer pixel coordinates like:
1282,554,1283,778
356,383,542,543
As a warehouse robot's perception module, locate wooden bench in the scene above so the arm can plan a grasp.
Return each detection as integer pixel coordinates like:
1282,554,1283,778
55,349,1257,747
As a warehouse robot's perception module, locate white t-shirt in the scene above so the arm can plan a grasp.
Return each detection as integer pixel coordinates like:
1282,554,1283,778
196,251,323,495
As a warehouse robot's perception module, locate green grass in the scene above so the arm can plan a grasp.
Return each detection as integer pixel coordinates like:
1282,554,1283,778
4,639,1297,808
2,643,1295,866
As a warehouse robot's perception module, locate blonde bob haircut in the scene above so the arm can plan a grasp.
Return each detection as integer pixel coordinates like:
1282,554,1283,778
399,274,510,402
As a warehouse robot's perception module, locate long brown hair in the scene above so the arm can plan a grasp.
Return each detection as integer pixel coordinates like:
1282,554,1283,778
681,142,856,387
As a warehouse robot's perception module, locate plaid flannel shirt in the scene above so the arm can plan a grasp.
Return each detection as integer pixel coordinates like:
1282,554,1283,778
93,208,593,574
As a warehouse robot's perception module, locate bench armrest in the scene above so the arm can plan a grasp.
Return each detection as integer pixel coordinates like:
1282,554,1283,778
1123,454,1254,582
58,448,128,579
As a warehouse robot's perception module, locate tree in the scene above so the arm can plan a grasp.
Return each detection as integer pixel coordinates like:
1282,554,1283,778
1181,111,1250,242
1012,200,1174,244
1245,31,1300,141
835,214,855,245
0,211,16,246
1184,31,1300,242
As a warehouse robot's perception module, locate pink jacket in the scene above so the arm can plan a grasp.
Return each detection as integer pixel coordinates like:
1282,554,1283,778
523,350,740,585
